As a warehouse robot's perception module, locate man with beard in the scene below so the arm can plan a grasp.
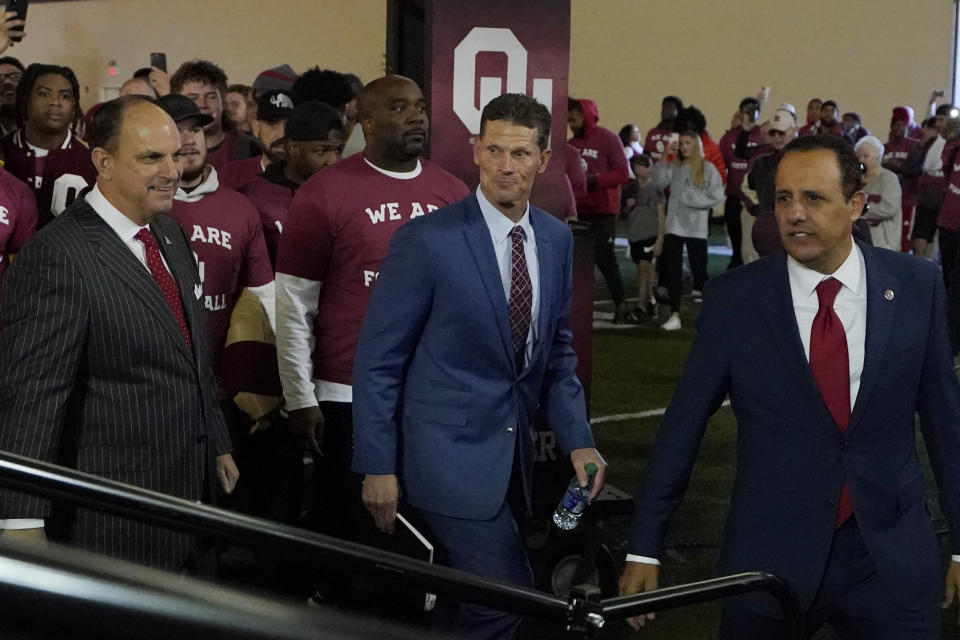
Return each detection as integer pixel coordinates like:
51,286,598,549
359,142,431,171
644,95,683,162
882,107,921,251
802,100,852,143
0,56,23,135
1,63,96,227
237,100,344,268
156,94,275,389
171,59,257,172
220,90,296,190
275,75,468,556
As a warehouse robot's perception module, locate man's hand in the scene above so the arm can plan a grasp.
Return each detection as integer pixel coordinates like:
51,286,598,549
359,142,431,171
2,527,46,542
619,562,660,629
570,447,606,502
0,11,24,54
942,560,960,621
148,67,171,97
216,453,239,494
288,405,323,453
362,473,399,533
653,236,664,257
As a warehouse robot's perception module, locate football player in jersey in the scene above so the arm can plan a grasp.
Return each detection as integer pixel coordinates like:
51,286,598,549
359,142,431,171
170,60,257,172
1,64,95,227
275,76,468,575
237,100,345,268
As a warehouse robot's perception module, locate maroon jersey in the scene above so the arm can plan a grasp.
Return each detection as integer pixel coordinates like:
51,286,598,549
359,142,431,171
644,126,673,162
720,126,764,198
275,154,469,385
169,171,273,372
206,131,258,172
937,139,960,231
882,136,920,206
0,167,38,295
236,163,298,269
1,129,95,227
219,156,264,191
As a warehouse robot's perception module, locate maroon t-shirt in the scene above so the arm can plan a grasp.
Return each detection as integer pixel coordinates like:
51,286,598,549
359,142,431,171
937,139,960,231
882,136,920,206
0,167,38,296
644,126,673,162
275,154,468,385
206,131,258,172
219,156,264,191
169,183,273,373
236,164,298,269
719,126,764,198
1,129,95,228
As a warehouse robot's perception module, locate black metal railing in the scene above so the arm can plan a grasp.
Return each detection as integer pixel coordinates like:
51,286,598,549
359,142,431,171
0,451,804,638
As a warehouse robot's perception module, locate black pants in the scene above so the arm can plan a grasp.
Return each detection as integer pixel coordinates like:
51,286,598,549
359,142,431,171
724,197,743,269
585,215,625,306
662,234,708,313
719,522,938,640
307,401,364,540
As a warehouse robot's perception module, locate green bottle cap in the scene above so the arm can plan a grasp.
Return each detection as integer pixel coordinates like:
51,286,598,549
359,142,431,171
585,462,598,476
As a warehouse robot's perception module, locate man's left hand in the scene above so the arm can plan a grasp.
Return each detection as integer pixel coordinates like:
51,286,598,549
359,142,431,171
570,447,606,502
216,453,239,494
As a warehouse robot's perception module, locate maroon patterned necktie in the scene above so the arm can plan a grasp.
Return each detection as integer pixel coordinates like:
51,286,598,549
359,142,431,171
508,226,532,369
135,228,192,348
809,277,852,526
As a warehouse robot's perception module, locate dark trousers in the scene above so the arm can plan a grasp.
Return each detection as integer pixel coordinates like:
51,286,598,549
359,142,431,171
309,401,364,540
938,226,960,292
724,197,743,269
719,522,938,640
585,215,625,306
662,234,708,313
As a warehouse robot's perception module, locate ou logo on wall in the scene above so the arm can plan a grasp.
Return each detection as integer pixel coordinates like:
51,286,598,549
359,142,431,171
452,27,553,135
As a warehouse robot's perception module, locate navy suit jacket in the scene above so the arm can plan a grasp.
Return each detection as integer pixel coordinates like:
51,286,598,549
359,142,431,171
629,243,960,614
352,194,595,520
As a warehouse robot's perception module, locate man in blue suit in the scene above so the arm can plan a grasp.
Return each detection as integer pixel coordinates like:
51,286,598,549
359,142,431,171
619,134,960,639
352,93,605,639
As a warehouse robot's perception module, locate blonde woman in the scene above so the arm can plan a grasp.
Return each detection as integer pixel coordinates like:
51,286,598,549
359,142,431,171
649,131,725,330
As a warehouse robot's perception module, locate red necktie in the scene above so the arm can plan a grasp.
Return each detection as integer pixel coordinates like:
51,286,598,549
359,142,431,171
136,228,192,349
508,226,532,369
809,277,852,526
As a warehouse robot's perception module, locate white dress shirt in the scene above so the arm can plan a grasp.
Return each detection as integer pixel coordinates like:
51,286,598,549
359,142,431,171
627,242,867,566
475,186,539,365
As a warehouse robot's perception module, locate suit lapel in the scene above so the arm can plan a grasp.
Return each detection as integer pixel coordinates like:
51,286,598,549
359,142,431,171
74,201,196,366
150,216,203,365
461,197,516,370
759,253,839,439
847,244,898,436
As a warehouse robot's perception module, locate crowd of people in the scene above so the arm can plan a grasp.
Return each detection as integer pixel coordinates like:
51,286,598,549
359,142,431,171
3,10,960,638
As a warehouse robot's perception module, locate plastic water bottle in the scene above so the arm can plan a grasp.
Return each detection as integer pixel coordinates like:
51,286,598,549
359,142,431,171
552,462,599,531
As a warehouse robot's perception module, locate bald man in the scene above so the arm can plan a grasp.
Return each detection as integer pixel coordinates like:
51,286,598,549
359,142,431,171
0,95,236,570
275,75,468,551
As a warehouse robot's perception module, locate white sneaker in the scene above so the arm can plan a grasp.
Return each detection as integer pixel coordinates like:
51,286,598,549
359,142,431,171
661,313,681,331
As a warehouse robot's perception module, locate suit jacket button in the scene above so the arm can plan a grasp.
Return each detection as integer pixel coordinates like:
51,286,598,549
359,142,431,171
506,427,514,435
824,499,836,507
841,441,849,451
196,434,208,444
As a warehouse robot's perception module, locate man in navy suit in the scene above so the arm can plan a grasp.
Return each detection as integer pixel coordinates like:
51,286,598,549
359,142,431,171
619,134,960,639
352,93,605,639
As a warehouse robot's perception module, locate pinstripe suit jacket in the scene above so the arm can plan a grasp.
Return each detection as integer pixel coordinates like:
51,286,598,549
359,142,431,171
0,195,230,570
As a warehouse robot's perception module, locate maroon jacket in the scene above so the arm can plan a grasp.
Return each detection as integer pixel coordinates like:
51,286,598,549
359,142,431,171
719,126,763,198
882,136,920,206
568,99,629,217
936,138,960,231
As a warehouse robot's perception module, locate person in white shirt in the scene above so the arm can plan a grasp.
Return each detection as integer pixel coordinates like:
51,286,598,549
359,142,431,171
619,134,960,639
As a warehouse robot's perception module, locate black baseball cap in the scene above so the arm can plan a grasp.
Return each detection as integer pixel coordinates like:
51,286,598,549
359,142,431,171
285,100,344,142
257,90,296,123
156,93,214,127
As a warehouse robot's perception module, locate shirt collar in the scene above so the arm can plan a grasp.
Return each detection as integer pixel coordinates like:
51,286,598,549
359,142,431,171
786,241,864,302
362,157,422,180
85,184,150,243
475,186,532,245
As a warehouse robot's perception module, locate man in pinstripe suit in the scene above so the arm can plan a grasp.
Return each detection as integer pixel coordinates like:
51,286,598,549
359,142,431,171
0,95,238,571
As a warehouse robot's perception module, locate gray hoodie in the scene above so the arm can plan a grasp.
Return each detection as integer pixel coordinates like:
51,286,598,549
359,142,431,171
650,158,724,239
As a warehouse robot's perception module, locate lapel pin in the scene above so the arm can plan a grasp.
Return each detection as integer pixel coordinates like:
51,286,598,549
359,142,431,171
883,289,894,301
164,236,172,245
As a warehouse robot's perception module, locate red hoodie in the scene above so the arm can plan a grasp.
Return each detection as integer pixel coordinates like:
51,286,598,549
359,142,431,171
568,99,630,216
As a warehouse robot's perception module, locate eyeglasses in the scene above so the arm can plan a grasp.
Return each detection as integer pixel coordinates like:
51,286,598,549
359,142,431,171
768,129,790,137
0,72,21,83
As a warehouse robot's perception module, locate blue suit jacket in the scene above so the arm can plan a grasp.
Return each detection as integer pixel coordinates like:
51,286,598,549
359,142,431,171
629,243,960,613
352,194,595,520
